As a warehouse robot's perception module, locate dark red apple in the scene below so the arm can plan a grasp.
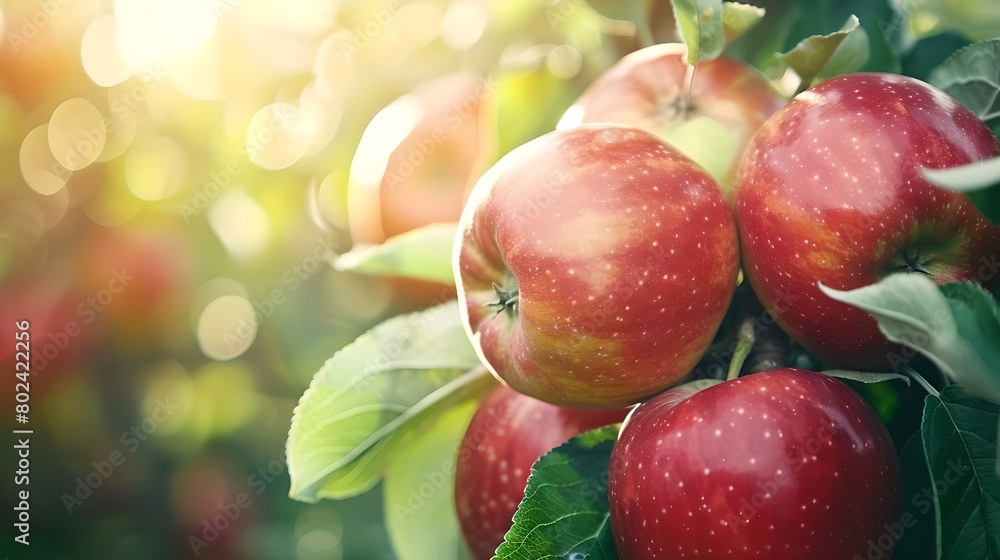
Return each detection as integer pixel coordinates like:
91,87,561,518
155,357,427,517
454,124,740,408
609,368,901,559
454,385,627,559
736,72,1000,370
558,43,785,200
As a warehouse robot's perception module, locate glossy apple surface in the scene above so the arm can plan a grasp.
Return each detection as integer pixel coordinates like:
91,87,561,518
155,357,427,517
559,43,785,198
454,385,627,559
736,72,1000,370
454,124,740,408
609,368,901,559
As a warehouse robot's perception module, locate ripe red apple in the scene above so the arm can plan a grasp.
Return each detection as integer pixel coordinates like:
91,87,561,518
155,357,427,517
454,385,627,559
348,72,491,244
347,73,492,310
609,368,901,559
454,124,740,408
736,72,1000,370
558,43,785,200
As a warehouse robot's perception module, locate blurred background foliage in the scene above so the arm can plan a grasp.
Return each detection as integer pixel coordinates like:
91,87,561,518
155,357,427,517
0,0,996,558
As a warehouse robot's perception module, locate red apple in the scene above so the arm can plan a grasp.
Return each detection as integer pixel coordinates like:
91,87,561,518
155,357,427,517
558,43,785,200
454,124,740,408
347,72,491,244
609,368,901,559
347,73,492,310
736,73,1000,370
454,385,627,559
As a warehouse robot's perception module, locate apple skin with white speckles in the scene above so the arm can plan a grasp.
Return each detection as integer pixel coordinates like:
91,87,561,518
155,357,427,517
454,385,628,560
608,368,901,559
736,72,1000,370
454,124,740,408
558,43,786,199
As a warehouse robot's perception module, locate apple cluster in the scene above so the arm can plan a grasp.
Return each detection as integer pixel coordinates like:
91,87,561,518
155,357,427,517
450,46,999,559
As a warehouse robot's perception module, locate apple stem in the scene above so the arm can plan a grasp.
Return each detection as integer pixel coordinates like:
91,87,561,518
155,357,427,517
901,248,932,275
681,62,697,118
726,319,756,381
484,282,519,318
904,367,940,397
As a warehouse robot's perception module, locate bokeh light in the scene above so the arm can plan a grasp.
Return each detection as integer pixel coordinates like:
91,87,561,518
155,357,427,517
196,294,258,361
20,125,72,195
1,0,899,558
245,103,312,170
81,15,132,87
113,0,218,71
123,135,187,201
2,0,615,556
48,98,107,170
208,190,273,259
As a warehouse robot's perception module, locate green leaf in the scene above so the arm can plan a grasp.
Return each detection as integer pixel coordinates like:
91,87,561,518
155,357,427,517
819,24,870,80
384,396,482,560
495,425,620,560
922,157,1000,192
921,385,1000,558
921,156,1000,225
929,40,1000,130
781,0,898,75
585,0,653,45
893,433,936,560
778,15,867,93
721,2,765,45
820,275,1000,404
286,301,487,502
670,0,725,65
489,67,579,165
940,282,1000,389
822,369,912,385
335,222,457,285
890,0,1000,44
